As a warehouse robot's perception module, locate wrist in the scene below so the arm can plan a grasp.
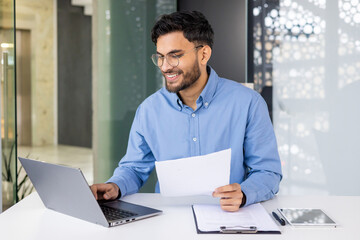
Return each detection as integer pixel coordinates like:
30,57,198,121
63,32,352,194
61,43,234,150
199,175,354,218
108,182,121,199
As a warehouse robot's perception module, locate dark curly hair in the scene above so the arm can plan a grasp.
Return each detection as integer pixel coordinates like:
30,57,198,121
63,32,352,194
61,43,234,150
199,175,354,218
151,11,214,49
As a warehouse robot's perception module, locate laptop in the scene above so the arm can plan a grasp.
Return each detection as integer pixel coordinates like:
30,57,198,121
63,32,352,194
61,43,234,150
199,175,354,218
18,157,162,227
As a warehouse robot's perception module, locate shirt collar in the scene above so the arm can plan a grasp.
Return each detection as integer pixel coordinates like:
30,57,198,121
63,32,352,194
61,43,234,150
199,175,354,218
198,66,219,109
163,66,220,111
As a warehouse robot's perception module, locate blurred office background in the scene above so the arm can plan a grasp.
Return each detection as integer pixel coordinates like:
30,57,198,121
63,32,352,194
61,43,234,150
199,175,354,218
1,0,359,211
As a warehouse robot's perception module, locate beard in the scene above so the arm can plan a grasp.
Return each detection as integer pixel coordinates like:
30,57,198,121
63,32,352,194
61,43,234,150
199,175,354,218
163,60,201,93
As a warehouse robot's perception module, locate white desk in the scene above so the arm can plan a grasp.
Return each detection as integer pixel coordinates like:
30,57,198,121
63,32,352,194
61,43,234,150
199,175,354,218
0,193,359,240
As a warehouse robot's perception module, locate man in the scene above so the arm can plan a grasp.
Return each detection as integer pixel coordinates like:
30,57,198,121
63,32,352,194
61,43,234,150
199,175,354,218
91,11,282,211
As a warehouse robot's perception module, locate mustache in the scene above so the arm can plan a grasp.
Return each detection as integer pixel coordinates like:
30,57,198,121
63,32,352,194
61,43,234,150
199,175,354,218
162,69,183,74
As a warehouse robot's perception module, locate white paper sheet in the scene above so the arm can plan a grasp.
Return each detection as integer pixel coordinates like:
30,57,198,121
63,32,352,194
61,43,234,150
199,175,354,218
193,203,280,232
155,149,231,197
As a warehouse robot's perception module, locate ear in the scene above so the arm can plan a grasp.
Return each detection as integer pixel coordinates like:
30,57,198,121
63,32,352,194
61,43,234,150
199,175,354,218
199,45,212,66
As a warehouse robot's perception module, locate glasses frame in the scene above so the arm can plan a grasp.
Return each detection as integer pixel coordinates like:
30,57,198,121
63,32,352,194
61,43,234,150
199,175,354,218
151,45,203,68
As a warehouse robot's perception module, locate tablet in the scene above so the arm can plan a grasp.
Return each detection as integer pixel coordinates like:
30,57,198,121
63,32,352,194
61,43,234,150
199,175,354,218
278,208,337,226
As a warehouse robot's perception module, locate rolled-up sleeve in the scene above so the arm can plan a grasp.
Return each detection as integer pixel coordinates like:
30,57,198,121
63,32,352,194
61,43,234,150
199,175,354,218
107,105,155,197
240,94,282,206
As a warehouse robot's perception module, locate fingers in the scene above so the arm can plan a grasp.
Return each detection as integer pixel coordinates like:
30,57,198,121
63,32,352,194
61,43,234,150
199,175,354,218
213,191,239,198
212,183,241,197
219,194,244,212
214,183,241,194
220,205,241,212
220,197,243,206
90,184,99,200
212,183,243,212
90,183,119,201
219,196,243,212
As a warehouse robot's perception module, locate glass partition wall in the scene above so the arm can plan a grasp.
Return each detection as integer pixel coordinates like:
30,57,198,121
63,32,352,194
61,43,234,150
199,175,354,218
93,0,176,192
0,0,17,211
250,0,360,195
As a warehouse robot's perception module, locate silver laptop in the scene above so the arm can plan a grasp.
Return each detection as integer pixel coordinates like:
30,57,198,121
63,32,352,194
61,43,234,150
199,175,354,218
19,157,162,227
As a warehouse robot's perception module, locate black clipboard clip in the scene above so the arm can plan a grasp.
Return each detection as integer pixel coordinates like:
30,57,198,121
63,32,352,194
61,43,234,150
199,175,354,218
220,225,258,234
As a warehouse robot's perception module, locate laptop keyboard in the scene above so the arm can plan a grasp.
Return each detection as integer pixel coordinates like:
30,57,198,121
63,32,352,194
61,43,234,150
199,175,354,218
100,205,138,221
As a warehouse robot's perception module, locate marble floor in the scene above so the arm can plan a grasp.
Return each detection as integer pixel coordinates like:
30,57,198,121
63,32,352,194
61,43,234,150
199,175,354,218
17,145,93,185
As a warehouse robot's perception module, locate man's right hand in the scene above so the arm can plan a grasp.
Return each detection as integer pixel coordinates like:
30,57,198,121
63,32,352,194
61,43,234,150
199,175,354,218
90,183,120,201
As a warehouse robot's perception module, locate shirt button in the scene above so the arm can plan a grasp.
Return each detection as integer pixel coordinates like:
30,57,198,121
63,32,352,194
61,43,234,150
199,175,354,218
193,137,197,142
204,102,209,107
191,113,196,117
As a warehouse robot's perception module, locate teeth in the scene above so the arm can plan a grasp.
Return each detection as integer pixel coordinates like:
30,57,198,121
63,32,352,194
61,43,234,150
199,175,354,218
167,73,178,78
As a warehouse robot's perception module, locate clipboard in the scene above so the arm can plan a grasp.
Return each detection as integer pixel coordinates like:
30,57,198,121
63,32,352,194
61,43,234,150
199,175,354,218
192,204,281,234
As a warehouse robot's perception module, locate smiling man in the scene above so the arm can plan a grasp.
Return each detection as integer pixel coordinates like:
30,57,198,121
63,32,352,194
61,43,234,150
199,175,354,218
91,11,282,211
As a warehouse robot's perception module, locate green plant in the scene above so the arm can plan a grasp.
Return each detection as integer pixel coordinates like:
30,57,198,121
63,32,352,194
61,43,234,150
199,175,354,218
17,158,34,200
1,141,34,201
1,141,15,182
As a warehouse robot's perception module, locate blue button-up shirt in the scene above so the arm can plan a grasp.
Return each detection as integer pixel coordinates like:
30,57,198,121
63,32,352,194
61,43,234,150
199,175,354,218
108,67,282,206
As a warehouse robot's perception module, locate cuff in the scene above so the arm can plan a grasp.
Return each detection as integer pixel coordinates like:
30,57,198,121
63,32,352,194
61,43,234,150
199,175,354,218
240,191,247,208
240,183,256,207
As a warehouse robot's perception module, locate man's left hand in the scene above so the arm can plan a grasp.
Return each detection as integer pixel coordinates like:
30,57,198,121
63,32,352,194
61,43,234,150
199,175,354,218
212,183,244,212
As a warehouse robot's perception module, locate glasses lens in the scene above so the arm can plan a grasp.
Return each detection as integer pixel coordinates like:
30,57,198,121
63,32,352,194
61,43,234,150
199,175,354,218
151,54,163,67
151,52,183,67
166,54,179,67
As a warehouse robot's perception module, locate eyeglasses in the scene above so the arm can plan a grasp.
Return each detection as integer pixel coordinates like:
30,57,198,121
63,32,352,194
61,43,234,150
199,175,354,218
151,45,203,68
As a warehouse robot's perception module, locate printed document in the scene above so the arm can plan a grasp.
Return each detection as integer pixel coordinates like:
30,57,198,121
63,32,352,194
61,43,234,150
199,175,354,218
155,148,231,197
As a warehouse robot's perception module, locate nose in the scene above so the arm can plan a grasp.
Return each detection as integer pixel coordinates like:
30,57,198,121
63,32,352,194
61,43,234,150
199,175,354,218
160,58,173,73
